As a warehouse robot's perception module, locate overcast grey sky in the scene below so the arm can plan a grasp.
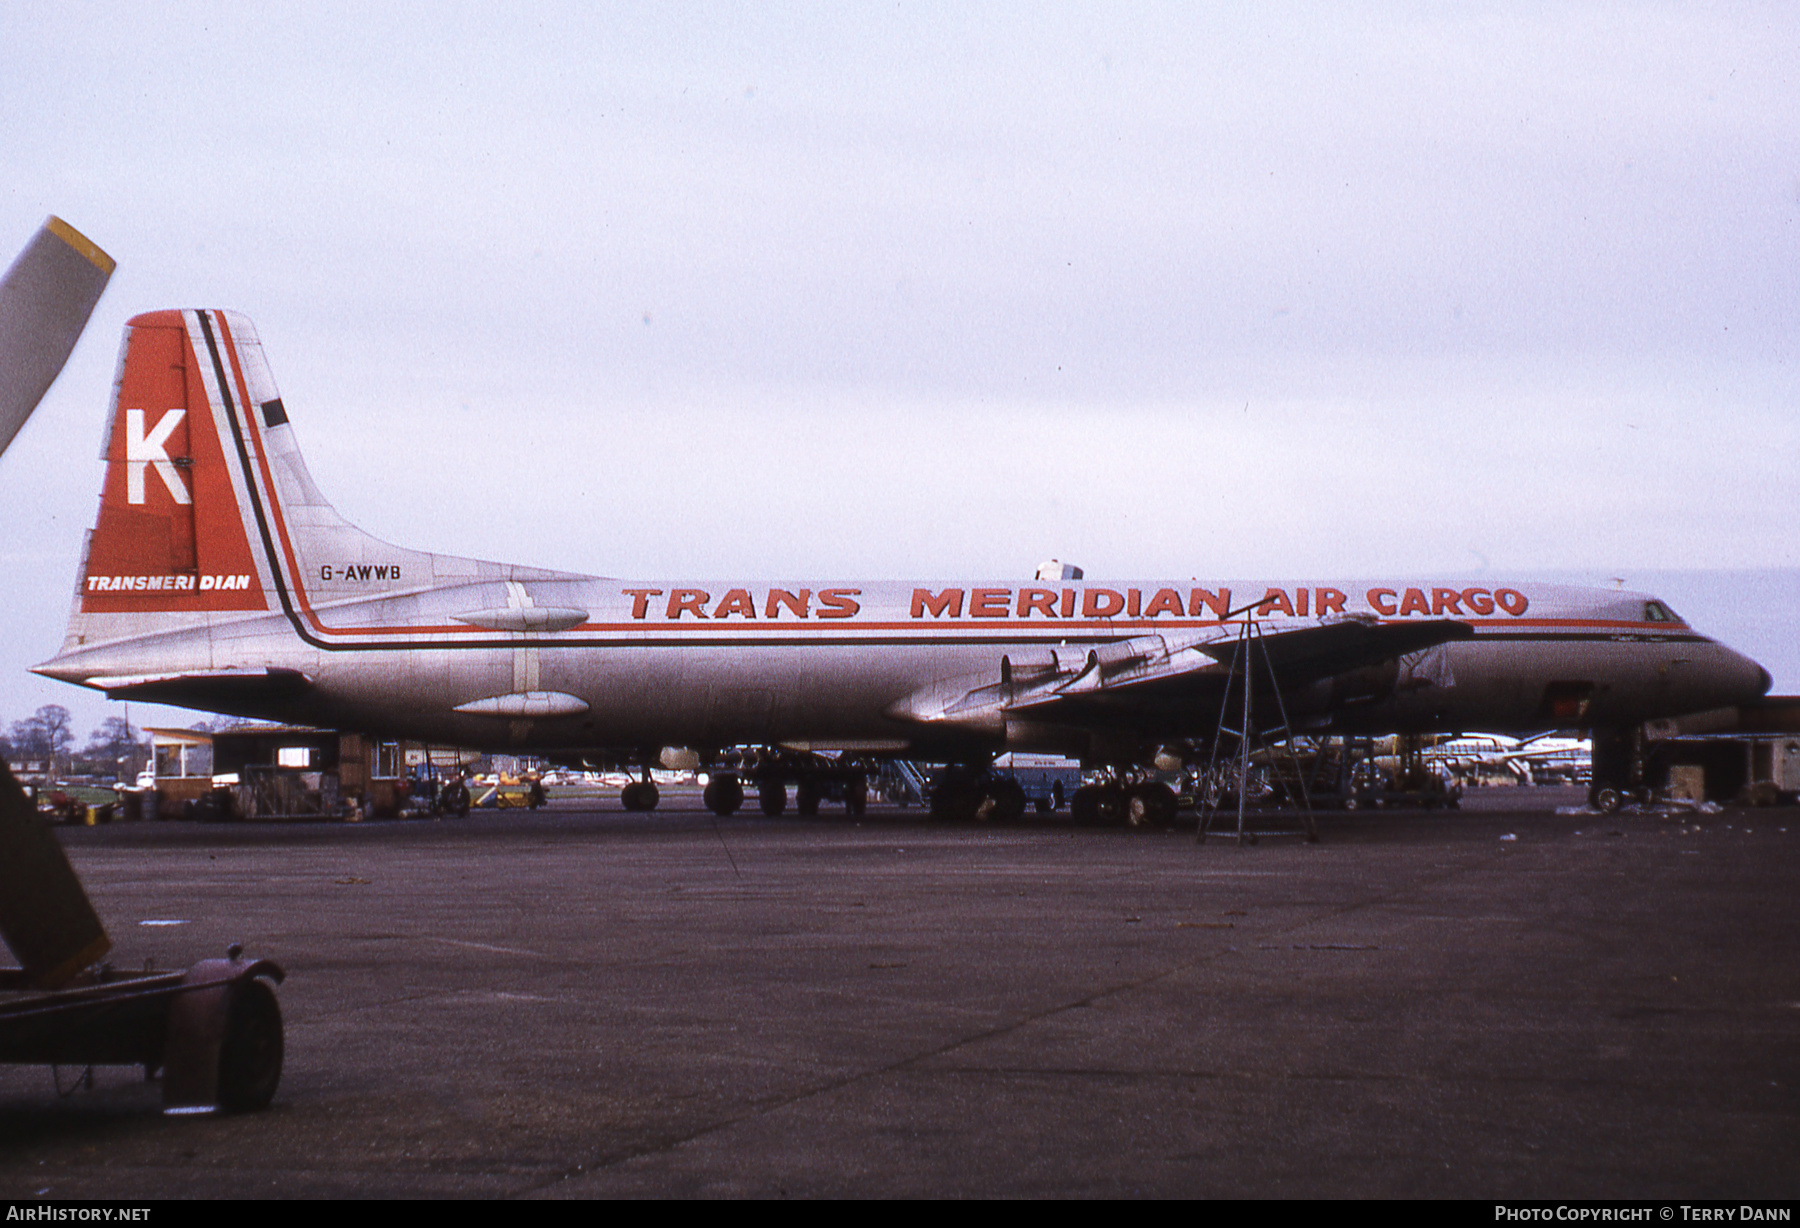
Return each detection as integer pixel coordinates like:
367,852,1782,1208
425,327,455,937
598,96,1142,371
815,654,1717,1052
3,3,1796,735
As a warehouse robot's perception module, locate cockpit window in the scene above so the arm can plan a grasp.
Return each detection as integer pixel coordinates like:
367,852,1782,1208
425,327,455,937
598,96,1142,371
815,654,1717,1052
1643,601,1680,623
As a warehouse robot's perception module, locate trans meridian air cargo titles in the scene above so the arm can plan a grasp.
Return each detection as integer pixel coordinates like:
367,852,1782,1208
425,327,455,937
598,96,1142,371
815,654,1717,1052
34,310,1771,816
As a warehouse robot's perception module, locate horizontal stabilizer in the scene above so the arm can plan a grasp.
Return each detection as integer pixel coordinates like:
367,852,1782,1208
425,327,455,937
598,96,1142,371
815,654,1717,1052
91,666,312,707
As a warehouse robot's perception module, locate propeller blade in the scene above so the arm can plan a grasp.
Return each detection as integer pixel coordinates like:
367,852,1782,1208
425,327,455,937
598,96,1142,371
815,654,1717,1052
0,216,115,458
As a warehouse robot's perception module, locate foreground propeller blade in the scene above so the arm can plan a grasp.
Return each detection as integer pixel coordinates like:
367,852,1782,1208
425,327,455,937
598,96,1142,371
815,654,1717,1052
0,216,115,458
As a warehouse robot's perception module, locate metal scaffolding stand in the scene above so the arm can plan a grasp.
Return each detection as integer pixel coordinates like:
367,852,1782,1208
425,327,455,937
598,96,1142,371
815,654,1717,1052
1197,618,1320,846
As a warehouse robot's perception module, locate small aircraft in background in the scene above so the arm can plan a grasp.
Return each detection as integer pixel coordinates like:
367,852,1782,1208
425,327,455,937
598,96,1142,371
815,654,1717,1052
1427,733,1590,784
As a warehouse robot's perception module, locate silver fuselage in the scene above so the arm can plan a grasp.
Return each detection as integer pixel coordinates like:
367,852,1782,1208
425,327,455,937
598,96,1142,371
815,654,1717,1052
39,575,1772,759
33,310,1773,761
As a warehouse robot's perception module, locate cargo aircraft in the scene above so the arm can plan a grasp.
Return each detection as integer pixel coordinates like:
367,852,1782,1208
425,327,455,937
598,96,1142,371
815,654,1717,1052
32,310,1772,821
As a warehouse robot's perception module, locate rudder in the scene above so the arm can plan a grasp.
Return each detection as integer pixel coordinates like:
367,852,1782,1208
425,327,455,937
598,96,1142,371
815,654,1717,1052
78,310,271,619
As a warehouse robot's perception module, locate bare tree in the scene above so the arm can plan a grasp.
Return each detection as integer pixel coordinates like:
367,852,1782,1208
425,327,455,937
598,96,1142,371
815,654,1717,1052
12,708,67,774
82,715,150,780
10,705,74,773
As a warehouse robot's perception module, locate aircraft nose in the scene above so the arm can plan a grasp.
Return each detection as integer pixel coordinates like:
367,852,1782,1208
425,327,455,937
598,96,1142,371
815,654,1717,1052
1717,645,1773,706
1669,642,1771,715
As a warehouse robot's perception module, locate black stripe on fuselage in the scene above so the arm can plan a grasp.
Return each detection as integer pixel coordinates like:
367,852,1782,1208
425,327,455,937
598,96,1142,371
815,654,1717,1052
1469,631,1708,644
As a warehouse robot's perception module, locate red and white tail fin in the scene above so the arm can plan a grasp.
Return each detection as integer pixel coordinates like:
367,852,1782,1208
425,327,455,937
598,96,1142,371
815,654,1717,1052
77,310,273,621
57,309,561,657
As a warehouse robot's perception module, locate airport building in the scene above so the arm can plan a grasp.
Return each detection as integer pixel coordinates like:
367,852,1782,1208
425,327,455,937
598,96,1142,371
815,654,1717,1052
1646,696,1800,804
146,725,409,819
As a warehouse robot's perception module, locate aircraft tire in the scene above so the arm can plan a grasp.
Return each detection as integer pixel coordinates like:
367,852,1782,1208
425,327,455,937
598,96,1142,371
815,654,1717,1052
703,777,743,816
639,782,660,811
1126,782,1178,829
1070,784,1102,826
975,778,1027,825
930,780,981,823
1093,783,1128,827
620,783,640,811
796,780,821,816
998,778,1028,823
441,782,471,817
845,775,867,816
759,782,787,816
217,978,284,1113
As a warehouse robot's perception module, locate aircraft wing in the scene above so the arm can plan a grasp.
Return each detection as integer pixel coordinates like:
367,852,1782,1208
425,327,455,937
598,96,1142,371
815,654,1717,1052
0,217,115,459
1190,616,1476,679
1024,617,1475,717
893,617,1477,736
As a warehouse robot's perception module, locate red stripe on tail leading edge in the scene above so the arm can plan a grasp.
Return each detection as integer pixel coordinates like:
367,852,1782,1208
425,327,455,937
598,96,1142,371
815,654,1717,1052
79,312,269,613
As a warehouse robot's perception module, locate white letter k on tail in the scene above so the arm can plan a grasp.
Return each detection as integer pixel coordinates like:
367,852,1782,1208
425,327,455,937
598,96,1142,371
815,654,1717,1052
125,408,189,504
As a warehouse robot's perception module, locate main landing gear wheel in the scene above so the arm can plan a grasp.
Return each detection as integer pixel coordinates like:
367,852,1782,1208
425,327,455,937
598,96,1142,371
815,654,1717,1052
796,779,821,817
1071,783,1128,827
217,978,284,1113
845,775,867,817
929,775,982,823
440,782,471,817
703,775,744,816
758,782,787,816
1073,782,1128,827
621,781,661,811
973,778,1028,825
1125,782,1179,829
